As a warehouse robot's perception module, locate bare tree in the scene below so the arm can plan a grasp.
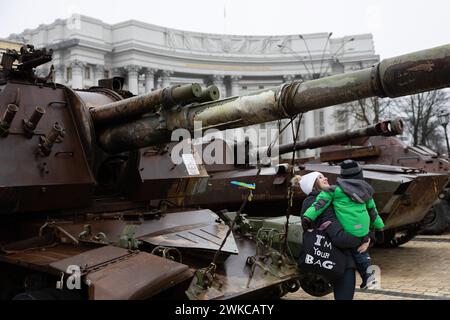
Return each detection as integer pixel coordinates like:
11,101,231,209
389,90,449,150
336,97,392,126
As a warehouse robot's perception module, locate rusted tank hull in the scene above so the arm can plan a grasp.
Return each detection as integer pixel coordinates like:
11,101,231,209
180,165,298,216
0,84,96,214
0,209,299,300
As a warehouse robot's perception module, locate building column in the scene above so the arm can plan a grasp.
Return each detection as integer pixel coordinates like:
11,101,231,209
278,118,295,159
145,69,157,93
304,111,315,157
93,65,105,86
54,64,65,84
230,75,242,97
211,75,225,98
126,65,141,95
161,70,173,88
71,60,85,89
323,106,335,135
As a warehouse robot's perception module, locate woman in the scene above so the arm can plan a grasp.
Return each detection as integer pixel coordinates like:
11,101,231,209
298,171,371,300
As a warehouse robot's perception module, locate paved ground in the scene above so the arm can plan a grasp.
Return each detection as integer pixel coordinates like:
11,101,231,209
284,232,450,300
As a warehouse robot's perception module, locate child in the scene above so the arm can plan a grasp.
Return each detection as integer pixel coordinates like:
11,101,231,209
302,160,384,289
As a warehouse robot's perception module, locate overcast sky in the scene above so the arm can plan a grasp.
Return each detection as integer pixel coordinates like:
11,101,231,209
1,0,449,59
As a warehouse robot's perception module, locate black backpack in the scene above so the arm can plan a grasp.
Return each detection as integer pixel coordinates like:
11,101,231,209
298,221,347,282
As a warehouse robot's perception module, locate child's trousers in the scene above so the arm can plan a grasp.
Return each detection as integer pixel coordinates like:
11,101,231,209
352,249,371,288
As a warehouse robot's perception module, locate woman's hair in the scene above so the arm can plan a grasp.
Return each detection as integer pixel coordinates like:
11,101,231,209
313,178,321,191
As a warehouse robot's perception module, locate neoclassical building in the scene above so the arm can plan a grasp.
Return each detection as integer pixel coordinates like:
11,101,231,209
8,15,379,157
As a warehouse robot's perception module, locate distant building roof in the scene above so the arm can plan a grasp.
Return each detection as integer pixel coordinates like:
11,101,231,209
0,39,22,51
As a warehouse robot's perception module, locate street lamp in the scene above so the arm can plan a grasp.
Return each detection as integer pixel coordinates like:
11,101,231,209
277,43,313,78
438,110,450,156
320,37,355,76
278,36,355,79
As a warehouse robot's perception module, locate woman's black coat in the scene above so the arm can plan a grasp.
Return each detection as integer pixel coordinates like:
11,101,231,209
300,191,366,269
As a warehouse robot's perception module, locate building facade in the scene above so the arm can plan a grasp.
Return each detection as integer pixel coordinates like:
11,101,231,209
8,15,380,158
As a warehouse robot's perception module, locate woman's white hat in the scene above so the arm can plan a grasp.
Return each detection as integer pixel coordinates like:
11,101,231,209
299,172,321,195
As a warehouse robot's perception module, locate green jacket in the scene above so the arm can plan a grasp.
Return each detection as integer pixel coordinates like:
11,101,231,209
303,179,385,237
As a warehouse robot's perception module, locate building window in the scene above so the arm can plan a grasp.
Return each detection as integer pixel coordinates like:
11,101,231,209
260,136,267,146
104,70,110,79
242,85,247,90
258,85,264,90
85,66,91,80
66,67,72,81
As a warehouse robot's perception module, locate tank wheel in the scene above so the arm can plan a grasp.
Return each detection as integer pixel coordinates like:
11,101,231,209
377,225,421,248
283,279,301,293
13,288,82,300
246,256,256,266
299,274,333,297
421,200,450,235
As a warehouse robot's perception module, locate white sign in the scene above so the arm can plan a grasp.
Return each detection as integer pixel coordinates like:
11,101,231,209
182,154,200,176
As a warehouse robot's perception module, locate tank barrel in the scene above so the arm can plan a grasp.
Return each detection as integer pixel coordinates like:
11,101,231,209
95,44,450,153
259,118,404,157
179,85,220,105
0,104,19,137
198,85,220,103
23,106,45,138
90,83,203,125
287,45,450,114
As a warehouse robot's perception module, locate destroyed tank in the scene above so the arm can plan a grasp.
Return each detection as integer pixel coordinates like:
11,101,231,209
0,43,450,300
318,133,450,235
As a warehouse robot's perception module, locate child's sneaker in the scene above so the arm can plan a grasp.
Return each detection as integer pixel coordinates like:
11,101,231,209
366,279,379,290
359,278,368,289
